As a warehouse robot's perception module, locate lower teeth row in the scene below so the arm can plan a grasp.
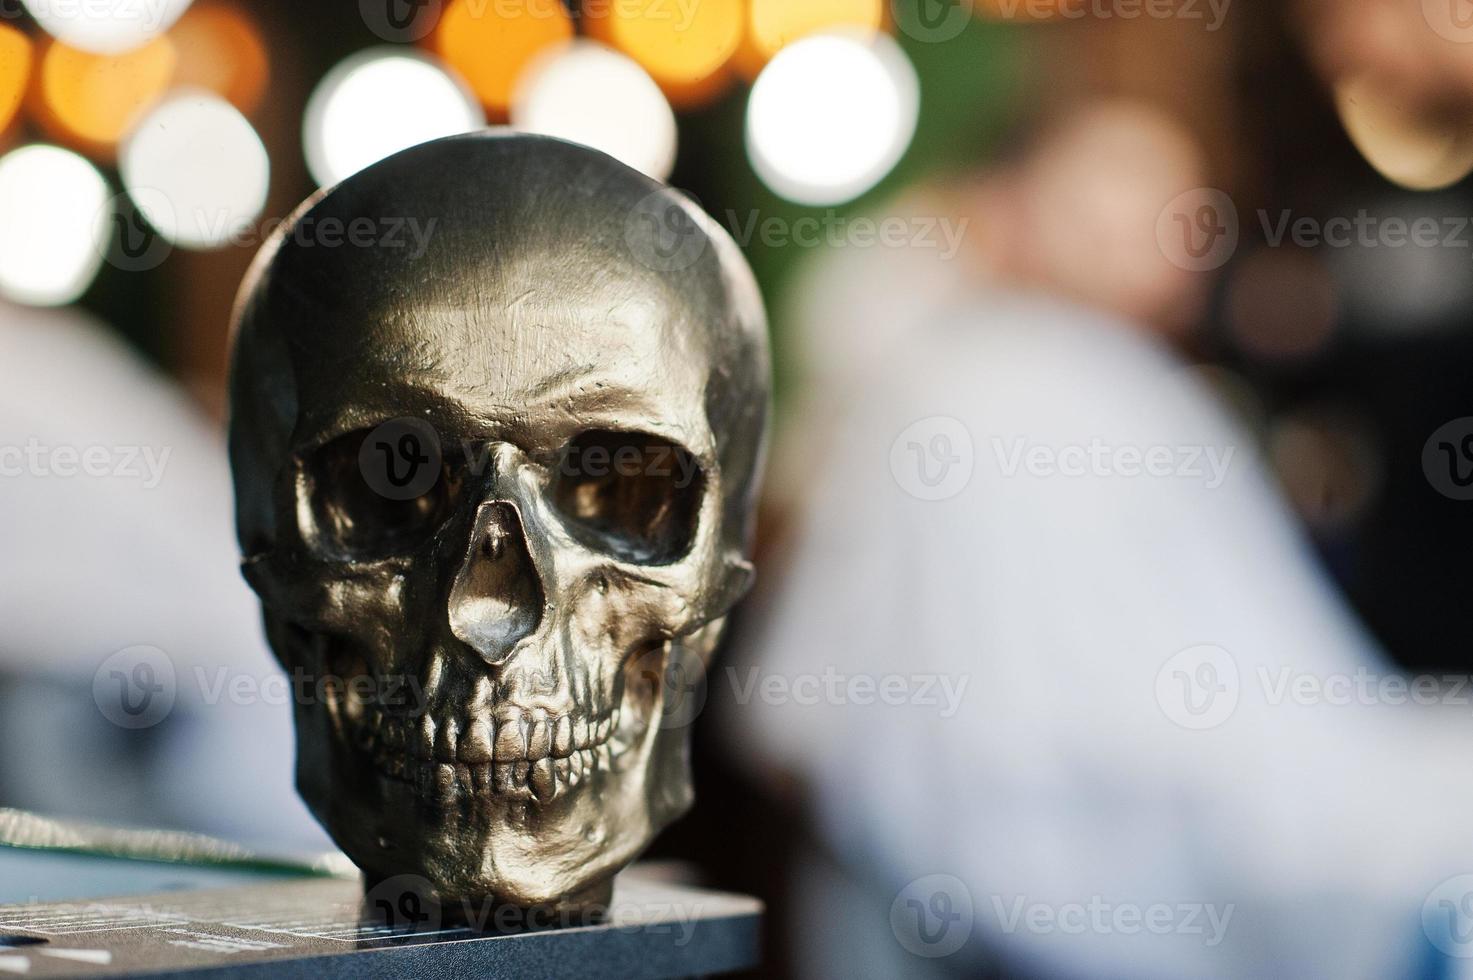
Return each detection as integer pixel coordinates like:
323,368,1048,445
372,739,629,800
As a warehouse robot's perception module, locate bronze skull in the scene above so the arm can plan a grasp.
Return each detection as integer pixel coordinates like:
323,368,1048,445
227,132,769,913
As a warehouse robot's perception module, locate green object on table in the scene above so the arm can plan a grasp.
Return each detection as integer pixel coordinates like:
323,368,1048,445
0,808,354,904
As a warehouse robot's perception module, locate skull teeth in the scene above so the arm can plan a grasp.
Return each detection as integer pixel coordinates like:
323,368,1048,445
527,711,553,758
382,743,620,803
356,703,624,768
335,650,650,805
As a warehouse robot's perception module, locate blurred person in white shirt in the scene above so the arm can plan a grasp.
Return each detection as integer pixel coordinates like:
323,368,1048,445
0,300,325,851
724,101,1473,979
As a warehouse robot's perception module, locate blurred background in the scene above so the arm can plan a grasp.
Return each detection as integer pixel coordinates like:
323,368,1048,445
5,0,1473,977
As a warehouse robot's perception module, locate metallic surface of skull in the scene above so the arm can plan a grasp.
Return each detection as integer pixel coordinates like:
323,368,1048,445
227,132,769,911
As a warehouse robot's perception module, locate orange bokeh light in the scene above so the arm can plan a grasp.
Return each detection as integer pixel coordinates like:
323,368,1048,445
30,35,177,155
0,25,31,135
169,3,270,114
734,0,886,80
428,0,572,118
584,0,742,109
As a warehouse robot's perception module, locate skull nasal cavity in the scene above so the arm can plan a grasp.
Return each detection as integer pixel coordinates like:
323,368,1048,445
449,501,543,664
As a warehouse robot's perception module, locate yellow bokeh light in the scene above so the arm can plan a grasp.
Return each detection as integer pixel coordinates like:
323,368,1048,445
734,0,885,80
0,25,31,135
585,0,742,109
170,3,270,114
428,0,572,118
31,36,177,155
1334,76,1473,191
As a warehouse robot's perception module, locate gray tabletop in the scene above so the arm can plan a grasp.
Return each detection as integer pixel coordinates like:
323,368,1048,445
0,858,762,978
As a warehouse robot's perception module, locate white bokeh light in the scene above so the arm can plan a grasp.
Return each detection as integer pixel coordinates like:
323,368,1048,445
120,90,269,250
511,40,677,181
0,144,109,306
22,0,194,55
304,48,484,189
745,32,918,206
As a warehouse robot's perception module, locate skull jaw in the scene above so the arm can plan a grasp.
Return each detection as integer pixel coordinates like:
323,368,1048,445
362,871,617,928
292,695,694,911
264,596,711,912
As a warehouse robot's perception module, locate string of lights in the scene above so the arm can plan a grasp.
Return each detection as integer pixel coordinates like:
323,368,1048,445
0,0,936,307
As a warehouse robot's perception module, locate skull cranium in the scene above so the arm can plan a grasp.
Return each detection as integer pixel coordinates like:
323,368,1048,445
227,132,769,912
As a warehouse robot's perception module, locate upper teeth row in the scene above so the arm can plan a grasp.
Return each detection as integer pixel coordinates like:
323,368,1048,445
356,704,620,764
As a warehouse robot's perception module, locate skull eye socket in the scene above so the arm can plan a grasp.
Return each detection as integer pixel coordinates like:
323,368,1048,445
552,430,703,564
302,426,462,559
